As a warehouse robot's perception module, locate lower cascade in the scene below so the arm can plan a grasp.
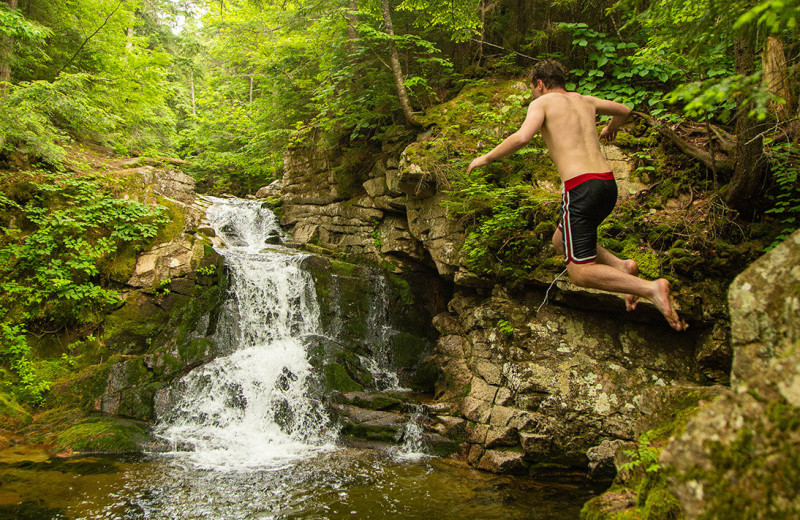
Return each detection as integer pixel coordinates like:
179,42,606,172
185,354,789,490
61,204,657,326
154,197,338,469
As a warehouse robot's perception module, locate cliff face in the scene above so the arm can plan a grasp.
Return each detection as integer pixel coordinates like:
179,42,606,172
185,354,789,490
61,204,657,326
277,131,730,475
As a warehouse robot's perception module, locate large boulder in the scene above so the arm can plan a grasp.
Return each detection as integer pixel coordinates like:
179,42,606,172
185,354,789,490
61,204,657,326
660,230,800,518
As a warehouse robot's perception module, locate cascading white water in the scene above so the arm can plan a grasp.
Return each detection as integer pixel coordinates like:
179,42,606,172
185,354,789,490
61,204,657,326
359,274,405,391
154,197,336,470
393,404,428,461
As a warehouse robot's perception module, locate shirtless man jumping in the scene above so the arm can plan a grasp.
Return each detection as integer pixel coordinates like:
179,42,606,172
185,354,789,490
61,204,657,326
467,59,685,331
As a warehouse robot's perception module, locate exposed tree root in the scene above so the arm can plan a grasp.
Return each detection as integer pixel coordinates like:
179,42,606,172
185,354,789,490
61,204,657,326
633,111,735,173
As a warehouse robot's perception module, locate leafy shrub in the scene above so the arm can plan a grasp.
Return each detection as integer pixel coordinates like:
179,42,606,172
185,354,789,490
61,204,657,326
0,322,48,404
0,171,169,327
0,172,169,403
445,170,560,279
558,22,679,116
764,138,799,250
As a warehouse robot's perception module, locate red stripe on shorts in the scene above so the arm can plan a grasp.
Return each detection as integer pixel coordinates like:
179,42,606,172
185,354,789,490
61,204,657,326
563,171,614,192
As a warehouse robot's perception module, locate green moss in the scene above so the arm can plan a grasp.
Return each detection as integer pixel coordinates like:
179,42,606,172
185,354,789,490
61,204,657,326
330,259,363,278
347,393,402,410
646,388,719,443
101,242,141,283
676,401,800,519
581,494,641,520
640,487,681,520
323,363,364,393
426,438,462,457
387,273,414,306
410,360,440,393
103,292,170,354
153,196,186,244
389,332,429,370
341,422,399,442
47,363,112,410
0,392,34,429
621,239,661,279
54,416,150,453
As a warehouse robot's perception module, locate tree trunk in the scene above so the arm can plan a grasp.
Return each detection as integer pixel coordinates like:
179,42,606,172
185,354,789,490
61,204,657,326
762,36,794,119
380,0,419,127
725,35,769,217
190,68,196,118
346,0,358,57
0,0,19,92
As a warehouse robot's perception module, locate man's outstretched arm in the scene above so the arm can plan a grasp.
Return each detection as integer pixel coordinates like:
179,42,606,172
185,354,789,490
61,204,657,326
467,100,545,173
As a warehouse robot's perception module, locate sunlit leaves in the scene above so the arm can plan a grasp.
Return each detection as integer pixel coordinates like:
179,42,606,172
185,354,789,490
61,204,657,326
0,4,52,41
735,0,799,33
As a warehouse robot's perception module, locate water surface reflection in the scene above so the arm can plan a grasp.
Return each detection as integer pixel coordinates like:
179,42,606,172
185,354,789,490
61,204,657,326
0,446,605,519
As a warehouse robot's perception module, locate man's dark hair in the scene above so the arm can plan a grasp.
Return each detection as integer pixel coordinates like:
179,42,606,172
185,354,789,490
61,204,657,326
529,59,567,89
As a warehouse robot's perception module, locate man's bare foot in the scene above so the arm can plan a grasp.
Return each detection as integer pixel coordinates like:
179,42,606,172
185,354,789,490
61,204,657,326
650,278,687,331
623,259,639,311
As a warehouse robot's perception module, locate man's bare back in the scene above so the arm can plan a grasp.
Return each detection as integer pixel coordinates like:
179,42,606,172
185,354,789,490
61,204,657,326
533,92,621,182
466,60,686,331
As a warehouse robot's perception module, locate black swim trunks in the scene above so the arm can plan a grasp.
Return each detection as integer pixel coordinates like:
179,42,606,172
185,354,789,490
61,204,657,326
557,172,617,264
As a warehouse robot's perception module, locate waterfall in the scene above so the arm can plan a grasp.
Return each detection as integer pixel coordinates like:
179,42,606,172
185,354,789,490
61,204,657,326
154,197,336,470
359,273,405,391
393,404,428,460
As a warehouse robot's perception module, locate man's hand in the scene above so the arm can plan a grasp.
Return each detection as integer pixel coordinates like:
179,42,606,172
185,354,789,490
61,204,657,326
599,125,617,142
467,155,490,174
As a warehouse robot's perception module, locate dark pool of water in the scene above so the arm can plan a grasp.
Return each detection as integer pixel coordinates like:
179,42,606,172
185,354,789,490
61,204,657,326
0,446,606,519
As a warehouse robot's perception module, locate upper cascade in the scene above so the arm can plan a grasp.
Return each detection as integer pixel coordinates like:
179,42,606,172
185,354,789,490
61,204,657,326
154,198,335,470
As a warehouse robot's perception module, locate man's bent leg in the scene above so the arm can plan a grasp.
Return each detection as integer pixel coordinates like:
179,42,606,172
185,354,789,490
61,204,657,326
566,261,685,331
554,229,640,311
552,228,565,255
596,246,639,311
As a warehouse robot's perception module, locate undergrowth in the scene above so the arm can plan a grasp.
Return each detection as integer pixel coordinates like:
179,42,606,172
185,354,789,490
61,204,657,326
0,171,168,404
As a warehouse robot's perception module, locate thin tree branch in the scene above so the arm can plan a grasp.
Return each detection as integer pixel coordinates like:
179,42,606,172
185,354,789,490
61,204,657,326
468,38,537,61
58,0,126,76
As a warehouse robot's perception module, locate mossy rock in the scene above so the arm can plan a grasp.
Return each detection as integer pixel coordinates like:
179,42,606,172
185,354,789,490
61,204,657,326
0,392,33,430
54,416,150,453
153,196,187,244
100,241,142,284
639,486,681,520
340,423,399,442
339,392,403,411
580,486,640,520
389,331,430,370
47,363,112,410
112,382,165,421
425,437,462,458
323,363,365,393
103,292,170,354
409,359,440,393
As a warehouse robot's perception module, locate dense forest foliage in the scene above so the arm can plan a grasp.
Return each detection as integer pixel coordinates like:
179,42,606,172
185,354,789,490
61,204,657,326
0,0,798,404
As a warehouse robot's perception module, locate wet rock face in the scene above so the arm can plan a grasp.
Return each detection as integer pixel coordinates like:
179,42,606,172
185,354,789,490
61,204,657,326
433,285,702,474
96,169,226,424
661,230,800,519
277,140,729,475
300,255,443,394
280,143,462,274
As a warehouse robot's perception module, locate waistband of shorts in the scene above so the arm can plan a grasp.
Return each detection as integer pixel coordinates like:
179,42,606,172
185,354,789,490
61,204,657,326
563,171,614,192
